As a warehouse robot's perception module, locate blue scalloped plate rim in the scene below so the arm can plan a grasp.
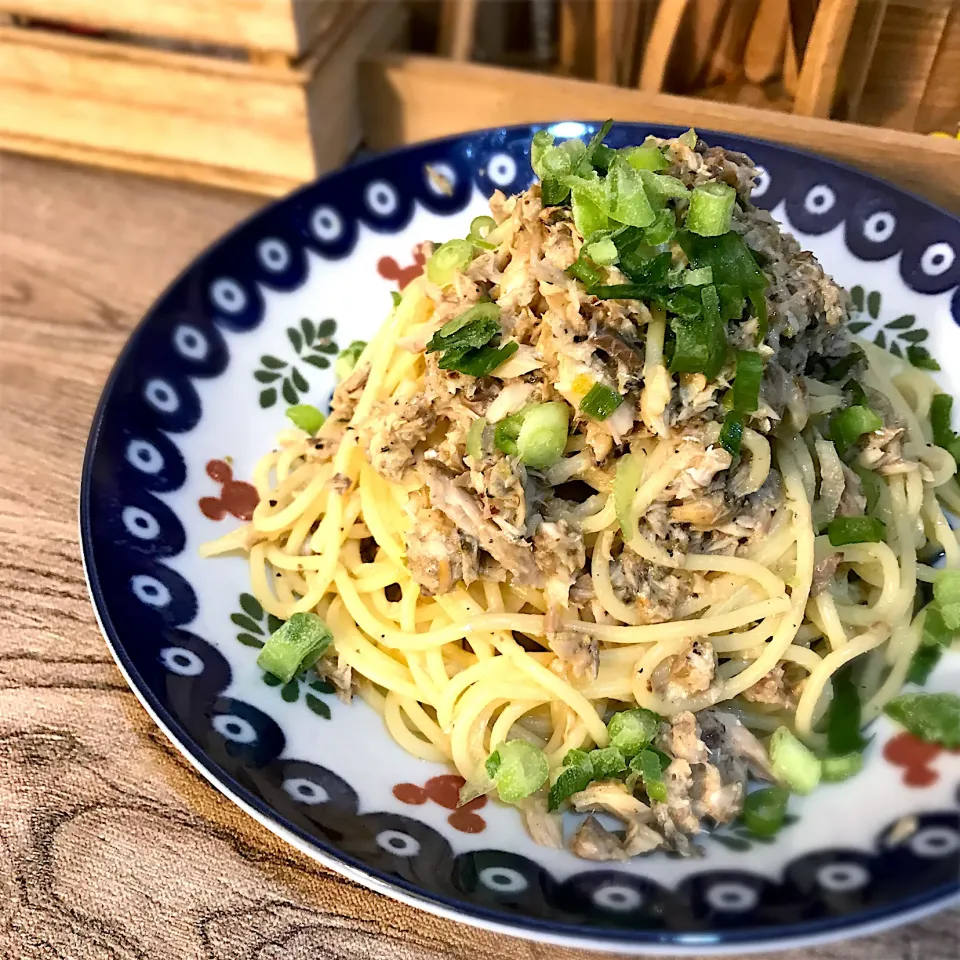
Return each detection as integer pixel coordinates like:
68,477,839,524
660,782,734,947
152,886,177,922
80,122,960,955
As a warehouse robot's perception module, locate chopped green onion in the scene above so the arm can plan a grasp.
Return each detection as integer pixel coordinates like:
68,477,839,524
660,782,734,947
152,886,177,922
717,283,746,321
820,752,864,783
684,266,713,287
591,144,615,172
335,340,367,381
257,612,333,684
585,237,618,265
826,663,867,754
685,181,737,237
679,128,698,148
571,182,609,238
516,401,570,469
678,231,767,300
827,516,886,546
485,740,550,804
732,350,763,414
607,708,661,757
390,291,402,307
854,465,883,514
631,749,667,803
433,301,501,341
741,786,790,837
908,644,942,686
922,602,955,648
719,411,745,456
604,154,656,228
642,207,678,246
670,309,727,381
567,255,603,287
530,130,554,178
549,752,594,811
579,383,623,421
426,239,475,287
494,410,524,457
770,726,822,795
907,344,940,371
934,570,960,630
885,693,960,749
563,748,591,768
590,745,627,778
613,452,644,538
749,289,768,343
285,404,326,435
624,144,669,171
466,418,487,461
470,215,497,242
638,170,689,203
931,394,956,452
541,177,571,206
449,341,519,378
830,404,883,448
583,119,614,168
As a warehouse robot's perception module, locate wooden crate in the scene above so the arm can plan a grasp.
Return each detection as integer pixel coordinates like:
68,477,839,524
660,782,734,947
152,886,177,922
360,54,960,214
0,1,405,195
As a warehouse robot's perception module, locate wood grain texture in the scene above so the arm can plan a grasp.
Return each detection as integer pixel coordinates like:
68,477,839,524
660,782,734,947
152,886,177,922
1,147,958,960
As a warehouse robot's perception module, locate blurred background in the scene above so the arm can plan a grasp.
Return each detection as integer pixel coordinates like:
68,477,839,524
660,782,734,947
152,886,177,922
0,0,957,198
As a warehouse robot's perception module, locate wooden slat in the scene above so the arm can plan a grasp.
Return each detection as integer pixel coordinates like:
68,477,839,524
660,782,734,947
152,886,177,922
639,0,690,91
360,54,960,212
0,0,325,56
670,0,729,91
594,0,617,84
439,0,478,61
916,2,960,134
856,0,951,131
704,0,759,86
838,0,887,122
744,0,788,84
793,0,858,117
558,0,593,77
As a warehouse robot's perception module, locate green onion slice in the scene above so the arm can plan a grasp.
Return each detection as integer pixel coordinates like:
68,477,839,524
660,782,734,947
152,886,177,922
827,516,886,546
826,663,868,754
604,154,656,228
884,692,960,749
624,143,669,171
830,404,883,449
741,786,790,837
732,350,763,414
686,181,737,237
770,726,822,795
466,418,487,461
579,383,623,421
585,237,618,265
486,740,550,804
548,752,594,811
567,255,603,287
613,452,644,539
719,411,745,456
285,404,326,435
934,570,960,630
631,748,668,803
571,181,610,238
257,612,333,684
820,752,865,783
515,401,570,469
470,215,497,242
426,239,475,287
908,645,942,686
447,341,519,378
607,708,661,757
335,340,367,381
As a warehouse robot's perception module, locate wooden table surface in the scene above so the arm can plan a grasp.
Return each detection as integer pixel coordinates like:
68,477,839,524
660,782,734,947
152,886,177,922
1,150,957,960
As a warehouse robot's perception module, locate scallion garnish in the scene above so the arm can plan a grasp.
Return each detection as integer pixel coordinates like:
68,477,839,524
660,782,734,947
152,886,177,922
613,453,644,538
719,410,745,456
567,255,603,287
930,394,960,466
470,215,497,243
548,750,594,811
466,418,487,461
732,350,763,414
590,745,628,778
579,383,623,421
607,708,661,757
603,154,656,228
770,726,822,795
335,340,367,381
585,237,618,265
820,752,864,783
425,302,514,376
485,740,550,804
685,181,736,237
390,291,402,307
257,612,333,684
933,570,960,630
286,404,326,434
426,239,476,287
827,516,886,546
826,663,868,754
495,402,570,469
623,143,669,171
630,748,667,803
885,693,960,749
741,786,790,837
670,307,727,381
908,645,942,686
571,181,610,238
830,404,883,449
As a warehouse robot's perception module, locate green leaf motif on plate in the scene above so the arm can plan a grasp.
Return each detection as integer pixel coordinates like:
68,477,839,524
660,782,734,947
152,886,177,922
252,317,340,407
847,287,932,367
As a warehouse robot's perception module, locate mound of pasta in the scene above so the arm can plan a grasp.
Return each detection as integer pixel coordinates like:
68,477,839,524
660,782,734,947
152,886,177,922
205,124,960,859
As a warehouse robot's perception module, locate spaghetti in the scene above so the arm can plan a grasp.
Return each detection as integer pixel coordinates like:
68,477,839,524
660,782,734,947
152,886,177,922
204,125,960,858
